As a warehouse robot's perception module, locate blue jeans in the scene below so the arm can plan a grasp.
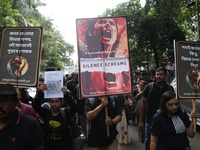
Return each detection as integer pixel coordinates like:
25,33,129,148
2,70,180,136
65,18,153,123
144,123,151,150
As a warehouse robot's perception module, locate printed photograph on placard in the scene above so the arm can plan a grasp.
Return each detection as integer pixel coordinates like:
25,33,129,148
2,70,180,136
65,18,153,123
7,56,29,77
186,69,200,90
44,71,63,99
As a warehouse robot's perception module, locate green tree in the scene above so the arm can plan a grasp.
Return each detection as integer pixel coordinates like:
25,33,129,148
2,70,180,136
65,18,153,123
102,0,190,71
11,0,45,26
0,0,18,27
102,0,144,70
40,19,74,71
0,0,75,71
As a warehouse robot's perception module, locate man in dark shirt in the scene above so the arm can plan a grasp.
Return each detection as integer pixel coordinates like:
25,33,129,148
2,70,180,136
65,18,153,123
0,84,44,150
85,96,121,149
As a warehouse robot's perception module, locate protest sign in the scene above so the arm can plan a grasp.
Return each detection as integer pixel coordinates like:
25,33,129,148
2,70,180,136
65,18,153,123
0,27,42,87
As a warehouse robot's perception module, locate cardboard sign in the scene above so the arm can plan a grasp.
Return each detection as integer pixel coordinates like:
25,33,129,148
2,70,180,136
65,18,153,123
175,41,200,98
0,27,42,87
76,17,131,98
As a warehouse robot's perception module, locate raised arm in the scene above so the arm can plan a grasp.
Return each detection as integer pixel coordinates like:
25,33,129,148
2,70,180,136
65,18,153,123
61,86,78,119
32,84,48,118
86,97,108,121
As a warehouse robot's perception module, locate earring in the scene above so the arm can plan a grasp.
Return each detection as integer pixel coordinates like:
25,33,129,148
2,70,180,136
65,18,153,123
88,30,92,36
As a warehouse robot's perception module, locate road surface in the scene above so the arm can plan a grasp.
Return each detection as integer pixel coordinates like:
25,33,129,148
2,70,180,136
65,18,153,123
84,121,200,150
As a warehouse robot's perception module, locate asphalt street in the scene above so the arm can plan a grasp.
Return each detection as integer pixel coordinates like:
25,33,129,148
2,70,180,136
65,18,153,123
84,122,200,150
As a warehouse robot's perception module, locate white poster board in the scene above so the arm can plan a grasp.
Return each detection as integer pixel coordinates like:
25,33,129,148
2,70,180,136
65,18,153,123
44,71,63,98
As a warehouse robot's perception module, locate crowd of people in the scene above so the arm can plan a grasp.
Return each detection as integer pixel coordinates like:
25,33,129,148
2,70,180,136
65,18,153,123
0,67,198,150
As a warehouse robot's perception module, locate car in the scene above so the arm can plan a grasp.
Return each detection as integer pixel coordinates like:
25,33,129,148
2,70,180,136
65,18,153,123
170,78,200,126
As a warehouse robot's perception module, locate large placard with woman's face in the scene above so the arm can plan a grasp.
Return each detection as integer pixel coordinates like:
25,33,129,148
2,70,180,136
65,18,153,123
175,41,200,98
0,27,42,87
76,17,132,98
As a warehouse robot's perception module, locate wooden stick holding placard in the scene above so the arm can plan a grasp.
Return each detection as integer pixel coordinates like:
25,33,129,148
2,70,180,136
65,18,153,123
16,86,20,100
192,99,197,132
105,106,110,137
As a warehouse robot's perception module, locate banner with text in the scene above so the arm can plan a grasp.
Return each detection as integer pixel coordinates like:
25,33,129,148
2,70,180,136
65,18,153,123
0,27,42,87
175,41,200,98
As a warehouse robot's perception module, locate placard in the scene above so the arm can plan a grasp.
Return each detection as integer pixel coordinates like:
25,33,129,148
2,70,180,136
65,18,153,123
175,41,200,98
76,17,131,98
0,27,42,87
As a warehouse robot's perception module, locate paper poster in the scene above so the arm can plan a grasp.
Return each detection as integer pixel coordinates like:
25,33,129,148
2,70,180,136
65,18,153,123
44,71,63,98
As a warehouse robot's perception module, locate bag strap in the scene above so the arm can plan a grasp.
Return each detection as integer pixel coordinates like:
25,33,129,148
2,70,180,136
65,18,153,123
166,83,174,91
88,96,116,108
148,82,173,97
61,108,67,122
88,97,97,108
60,109,71,133
148,82,154,97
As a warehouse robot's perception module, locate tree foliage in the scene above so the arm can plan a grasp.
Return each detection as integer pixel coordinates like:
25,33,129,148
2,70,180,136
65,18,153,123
0,0,74,72
0,0,18,27
1,0,199,74
102,0,198,72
